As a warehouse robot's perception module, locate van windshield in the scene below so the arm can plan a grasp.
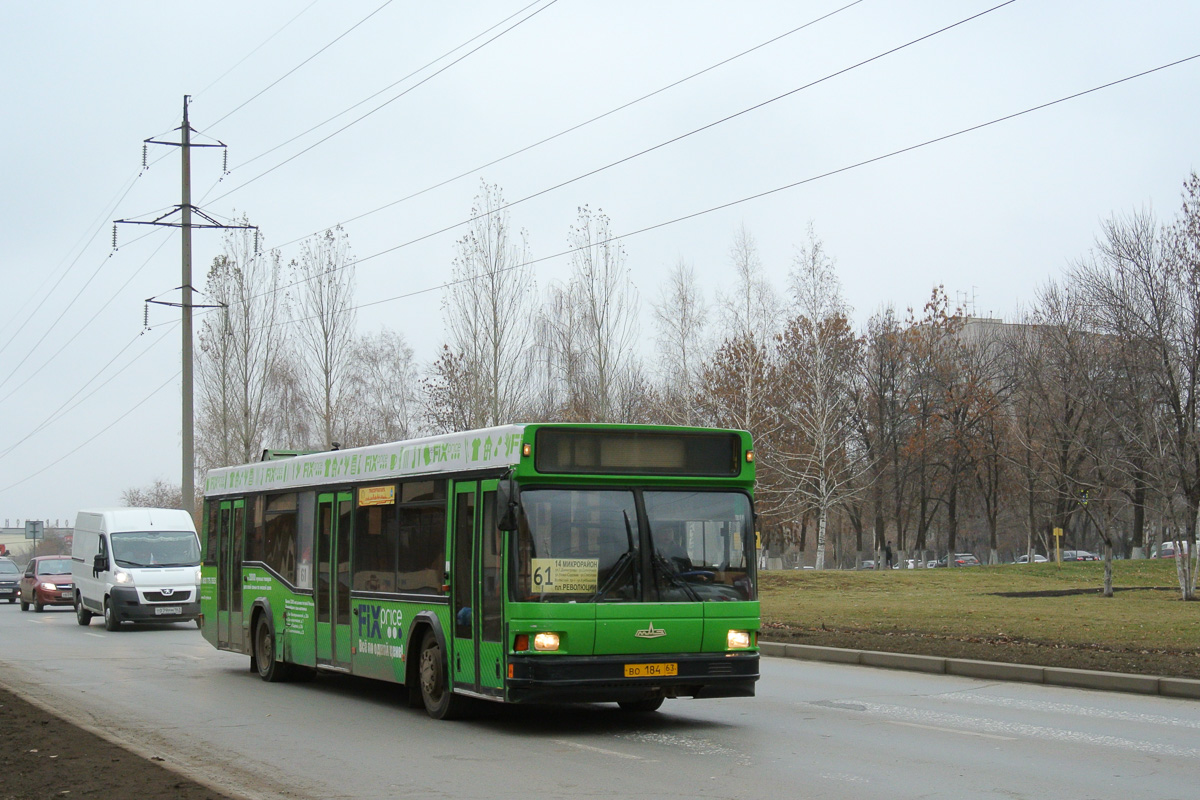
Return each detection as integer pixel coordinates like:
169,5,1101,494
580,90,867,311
111,531,200,568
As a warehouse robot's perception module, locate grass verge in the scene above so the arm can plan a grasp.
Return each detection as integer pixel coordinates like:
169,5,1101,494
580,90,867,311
759,560,1200,678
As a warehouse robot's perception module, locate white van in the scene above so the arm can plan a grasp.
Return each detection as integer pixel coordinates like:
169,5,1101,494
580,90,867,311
71,507,202,630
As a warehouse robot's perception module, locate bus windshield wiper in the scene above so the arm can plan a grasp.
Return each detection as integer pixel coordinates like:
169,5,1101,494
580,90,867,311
652,551,700,601
593,509,640,601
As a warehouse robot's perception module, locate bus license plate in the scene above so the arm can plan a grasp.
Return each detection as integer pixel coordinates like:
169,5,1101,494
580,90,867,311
155,606,182,615
624,662,677,678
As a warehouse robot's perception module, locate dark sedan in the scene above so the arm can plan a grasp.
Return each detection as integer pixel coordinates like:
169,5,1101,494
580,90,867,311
19,556,75,612
0,557,19,603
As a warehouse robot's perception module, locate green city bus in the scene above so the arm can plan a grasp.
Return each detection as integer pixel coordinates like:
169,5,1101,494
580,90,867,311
200,423,759,719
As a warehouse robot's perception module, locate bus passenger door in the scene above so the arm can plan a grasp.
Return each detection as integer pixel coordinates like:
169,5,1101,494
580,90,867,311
477,479,504,693
216,499,245,651
451,480,504,696
451,482,478,691
316,492,353,670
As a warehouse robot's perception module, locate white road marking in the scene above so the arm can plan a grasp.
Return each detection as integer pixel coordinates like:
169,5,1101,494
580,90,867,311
939,691,1200,730
887,720,1017,740
552,740,644,760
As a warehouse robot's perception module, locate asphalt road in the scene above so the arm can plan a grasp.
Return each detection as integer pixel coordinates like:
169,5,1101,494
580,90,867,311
1,604,1197,800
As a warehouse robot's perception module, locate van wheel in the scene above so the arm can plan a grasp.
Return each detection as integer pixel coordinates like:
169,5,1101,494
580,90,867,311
418,630,469,720
255,615,292,683
75,598,93,626
103,598,121,631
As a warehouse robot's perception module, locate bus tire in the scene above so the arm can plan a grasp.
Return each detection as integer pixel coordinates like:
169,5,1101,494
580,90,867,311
103,598,121,631
255,614,292,683
75,597,92,626
418,629,467,720
618,697,664,713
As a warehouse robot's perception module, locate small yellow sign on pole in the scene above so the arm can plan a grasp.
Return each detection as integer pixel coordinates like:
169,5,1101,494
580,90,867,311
755,531,762,550
1053,527,1063,563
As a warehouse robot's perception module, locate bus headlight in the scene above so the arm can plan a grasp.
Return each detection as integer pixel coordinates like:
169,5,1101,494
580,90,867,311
533,632,561,651
727,630,751,650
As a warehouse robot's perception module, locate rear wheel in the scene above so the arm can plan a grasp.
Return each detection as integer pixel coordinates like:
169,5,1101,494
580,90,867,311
255,615,292,682
75,597,92,626
418,630,468,720
618,697,664,713
103,598,120,631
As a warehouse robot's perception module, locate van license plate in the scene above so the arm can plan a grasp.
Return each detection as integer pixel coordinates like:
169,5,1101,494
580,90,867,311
624,662,677,678
155,606,182,615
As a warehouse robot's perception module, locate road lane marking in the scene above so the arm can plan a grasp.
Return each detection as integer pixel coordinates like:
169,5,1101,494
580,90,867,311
552,740,644,760
887,720,1016,740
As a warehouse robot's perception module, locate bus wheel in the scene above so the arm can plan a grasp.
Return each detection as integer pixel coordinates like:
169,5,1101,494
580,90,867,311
255,615,292,683
618,697,664,713
75,598,92,626
103,599,121,631
418,630,467,720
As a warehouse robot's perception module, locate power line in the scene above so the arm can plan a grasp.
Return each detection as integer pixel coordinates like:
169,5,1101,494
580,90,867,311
0,370,181,497
0,323,176,460
272,52,1200,330
265,0,867,253
193,0,323,101
210,0,547,179
0,229,174,407
203,0,397,131
246,0,1019,306
205,0,561,206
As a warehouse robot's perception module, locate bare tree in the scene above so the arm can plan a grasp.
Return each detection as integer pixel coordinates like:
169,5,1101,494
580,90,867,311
121,478,184,509
774,227,863,569
293,227,357,450
429,181,538,432
651,257,709,425
196,223,289,470
544,206,642,422
343,327,420,446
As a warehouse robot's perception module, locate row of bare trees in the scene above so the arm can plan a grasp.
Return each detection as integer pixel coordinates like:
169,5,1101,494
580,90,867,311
192,175,1200,595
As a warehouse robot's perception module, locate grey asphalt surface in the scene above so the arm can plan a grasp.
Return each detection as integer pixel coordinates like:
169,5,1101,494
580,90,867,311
2,605,1197,800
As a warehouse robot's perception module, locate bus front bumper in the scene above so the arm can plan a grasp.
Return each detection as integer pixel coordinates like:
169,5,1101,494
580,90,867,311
506,651,759,704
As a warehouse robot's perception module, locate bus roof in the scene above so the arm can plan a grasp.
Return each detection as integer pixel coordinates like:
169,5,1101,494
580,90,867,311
204,425,527,498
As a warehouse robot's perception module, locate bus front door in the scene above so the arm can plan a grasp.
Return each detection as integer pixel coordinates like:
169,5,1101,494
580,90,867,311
216,498,245,651
451,479,504,696
316,492,353,670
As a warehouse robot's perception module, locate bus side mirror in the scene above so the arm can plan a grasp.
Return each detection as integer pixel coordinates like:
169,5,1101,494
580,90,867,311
497,475,519,532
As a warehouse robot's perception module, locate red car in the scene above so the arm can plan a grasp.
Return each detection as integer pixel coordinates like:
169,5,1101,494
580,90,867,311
19,556,75,612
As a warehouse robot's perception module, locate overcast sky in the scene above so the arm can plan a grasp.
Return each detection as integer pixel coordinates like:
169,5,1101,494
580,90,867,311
1,0,1197,525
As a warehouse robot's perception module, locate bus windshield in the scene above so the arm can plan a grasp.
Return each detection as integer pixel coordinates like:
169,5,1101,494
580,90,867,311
513,488,754,603
111,530,201,568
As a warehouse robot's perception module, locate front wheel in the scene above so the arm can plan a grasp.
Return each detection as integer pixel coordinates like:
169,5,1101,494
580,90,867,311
34,599,44,613
255,615,292,682
103,598,121,631
75,598,92,626
19,598,28,611
618,697,665,713
418,630,468,720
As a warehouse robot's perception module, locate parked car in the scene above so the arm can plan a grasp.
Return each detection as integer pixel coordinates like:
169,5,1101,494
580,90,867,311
19,556,75,612
858,559,877,570
0,557,20,603
1152,540,1194,558
937,553,981,567
1062,550,1099,562
1015,553,1048,563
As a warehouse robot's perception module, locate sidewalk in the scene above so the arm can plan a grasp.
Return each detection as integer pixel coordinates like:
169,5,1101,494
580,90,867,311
760,640,1200,699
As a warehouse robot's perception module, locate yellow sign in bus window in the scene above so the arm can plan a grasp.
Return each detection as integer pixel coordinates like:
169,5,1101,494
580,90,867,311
358,485,396,506
530,558,598,594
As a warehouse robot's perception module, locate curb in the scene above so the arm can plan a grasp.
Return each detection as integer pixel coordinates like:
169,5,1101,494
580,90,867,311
760,641,1200,700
